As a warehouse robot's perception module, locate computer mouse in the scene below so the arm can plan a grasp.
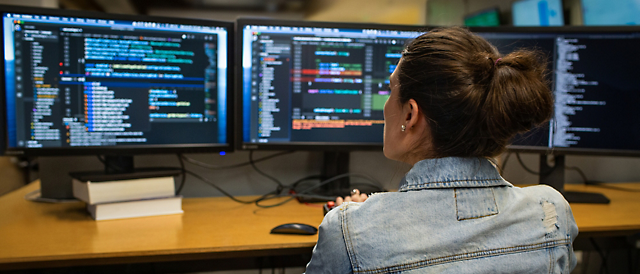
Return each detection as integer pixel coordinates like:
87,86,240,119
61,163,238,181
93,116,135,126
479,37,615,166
270,223,318,235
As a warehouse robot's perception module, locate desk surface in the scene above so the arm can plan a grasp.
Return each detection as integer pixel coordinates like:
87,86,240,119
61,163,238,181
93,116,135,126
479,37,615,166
1,181,640,270
0,181,324,270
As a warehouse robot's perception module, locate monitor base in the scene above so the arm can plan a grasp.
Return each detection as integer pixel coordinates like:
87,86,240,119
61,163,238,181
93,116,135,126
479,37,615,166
563,191,610,204
539,154,610,204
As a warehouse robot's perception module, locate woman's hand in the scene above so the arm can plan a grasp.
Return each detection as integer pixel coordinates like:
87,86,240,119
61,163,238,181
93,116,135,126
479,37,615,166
336,189,368,206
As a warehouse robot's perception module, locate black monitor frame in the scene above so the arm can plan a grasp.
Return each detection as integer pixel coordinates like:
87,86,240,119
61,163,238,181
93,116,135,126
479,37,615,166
235,18,428,152
0,5,235,157
470,25,640,158
470,26,640,204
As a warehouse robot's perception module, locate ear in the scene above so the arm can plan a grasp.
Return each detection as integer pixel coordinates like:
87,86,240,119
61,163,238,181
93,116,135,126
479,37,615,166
404,99,420,130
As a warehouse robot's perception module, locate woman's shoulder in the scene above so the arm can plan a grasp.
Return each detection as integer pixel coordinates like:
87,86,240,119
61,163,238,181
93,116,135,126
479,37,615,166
515,184,570,204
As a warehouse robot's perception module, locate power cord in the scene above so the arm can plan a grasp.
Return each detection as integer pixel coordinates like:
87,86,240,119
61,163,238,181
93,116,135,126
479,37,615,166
499,152,511,176
184,169,277,204
565,164,640,192
176,151,293,202
176,154,187,195
178,151,385,208
250,150,285,190
255,173,383,208
181,151,294,170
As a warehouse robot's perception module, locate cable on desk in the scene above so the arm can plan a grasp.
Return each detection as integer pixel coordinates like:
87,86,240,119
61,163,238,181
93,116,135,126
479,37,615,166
255,173,383,208
184,170,277,204
250,150,284,190
565,165,640,192
176,153,187,195
498,152,511,176
181,150,294,170
565,165,588,184
516,153,543,175
515,153,561,177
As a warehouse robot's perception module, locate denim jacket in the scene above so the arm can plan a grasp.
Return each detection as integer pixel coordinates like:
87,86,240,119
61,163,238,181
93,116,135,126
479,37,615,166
306,157,578,273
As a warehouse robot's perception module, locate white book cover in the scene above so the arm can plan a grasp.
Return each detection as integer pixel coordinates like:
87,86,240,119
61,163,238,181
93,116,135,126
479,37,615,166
86,196,183,221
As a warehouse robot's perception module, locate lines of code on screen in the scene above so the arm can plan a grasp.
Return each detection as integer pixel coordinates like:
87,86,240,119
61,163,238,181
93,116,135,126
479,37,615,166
6,16,222,148
244,26,419,144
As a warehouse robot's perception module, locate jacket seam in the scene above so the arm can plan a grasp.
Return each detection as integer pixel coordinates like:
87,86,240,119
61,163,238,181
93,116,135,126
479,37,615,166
565,199,573,273
353,239,571,274
341,204,360,271
400,178,506,191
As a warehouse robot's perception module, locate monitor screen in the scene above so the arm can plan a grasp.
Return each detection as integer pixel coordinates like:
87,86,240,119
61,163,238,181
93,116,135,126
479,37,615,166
1,6,233,156
472,27,640,156
237,19,423,150
512,0,564,26
464,8,501,27
582,0,640,25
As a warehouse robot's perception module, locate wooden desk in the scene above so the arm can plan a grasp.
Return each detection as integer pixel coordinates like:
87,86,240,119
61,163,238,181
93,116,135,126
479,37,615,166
0,181,324,271
563,182,640,237
1,182,639,271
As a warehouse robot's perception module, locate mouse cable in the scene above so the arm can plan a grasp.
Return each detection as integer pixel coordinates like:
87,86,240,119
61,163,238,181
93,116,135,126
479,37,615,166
184,169,279,204
180,151,294,170
255,173,382,208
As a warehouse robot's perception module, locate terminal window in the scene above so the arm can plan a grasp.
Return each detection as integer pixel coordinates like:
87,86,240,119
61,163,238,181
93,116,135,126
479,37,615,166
4,14,227,148
242,26,421,144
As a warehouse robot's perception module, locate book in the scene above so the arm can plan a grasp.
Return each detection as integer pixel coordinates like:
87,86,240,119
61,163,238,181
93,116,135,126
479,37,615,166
72,176,176,204
87,196,183,221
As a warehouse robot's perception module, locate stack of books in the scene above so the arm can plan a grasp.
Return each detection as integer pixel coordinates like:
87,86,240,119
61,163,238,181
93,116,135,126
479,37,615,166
72,174,183,221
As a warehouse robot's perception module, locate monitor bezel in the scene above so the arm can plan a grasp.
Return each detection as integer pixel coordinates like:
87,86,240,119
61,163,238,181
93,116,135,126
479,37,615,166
0,4,235,156
235,18,429,151
470,25,640,157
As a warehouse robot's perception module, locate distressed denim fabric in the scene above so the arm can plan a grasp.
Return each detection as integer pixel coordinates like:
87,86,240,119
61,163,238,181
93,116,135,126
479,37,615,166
305,157,578,273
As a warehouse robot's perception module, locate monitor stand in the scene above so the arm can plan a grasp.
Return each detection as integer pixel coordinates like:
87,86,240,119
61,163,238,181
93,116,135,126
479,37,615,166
296,151,352,203
38,155,180,200
539,154,610,204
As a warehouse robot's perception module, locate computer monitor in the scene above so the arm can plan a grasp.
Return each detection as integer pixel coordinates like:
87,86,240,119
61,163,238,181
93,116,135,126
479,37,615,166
582,0,640,26
512,0,564,26
0,5,233,198
472,26,640,203
1,6,233,161
237,19,423,151
464,7,501,27
236,19,424,198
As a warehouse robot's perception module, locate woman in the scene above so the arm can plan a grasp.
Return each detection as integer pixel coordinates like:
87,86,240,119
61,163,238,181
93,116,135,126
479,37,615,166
305,27,578,273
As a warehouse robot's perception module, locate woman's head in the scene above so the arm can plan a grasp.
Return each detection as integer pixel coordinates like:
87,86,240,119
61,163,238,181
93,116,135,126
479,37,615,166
383,26,553,163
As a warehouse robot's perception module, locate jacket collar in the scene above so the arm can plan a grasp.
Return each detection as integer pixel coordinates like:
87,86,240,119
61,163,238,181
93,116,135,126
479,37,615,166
399,157,512,192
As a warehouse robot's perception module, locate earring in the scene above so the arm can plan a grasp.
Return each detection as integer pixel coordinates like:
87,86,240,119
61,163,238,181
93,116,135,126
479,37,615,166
401,125,406,132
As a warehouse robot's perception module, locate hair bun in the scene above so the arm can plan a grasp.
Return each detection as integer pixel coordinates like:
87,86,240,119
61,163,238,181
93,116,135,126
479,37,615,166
397,26,553,157
484,49,552,138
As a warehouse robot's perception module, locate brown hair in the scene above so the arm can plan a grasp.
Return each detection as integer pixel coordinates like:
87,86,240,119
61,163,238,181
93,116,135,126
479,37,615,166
398,26,552,157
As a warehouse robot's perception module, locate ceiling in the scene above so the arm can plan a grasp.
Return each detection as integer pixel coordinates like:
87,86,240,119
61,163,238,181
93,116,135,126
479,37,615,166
59,0,309,15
